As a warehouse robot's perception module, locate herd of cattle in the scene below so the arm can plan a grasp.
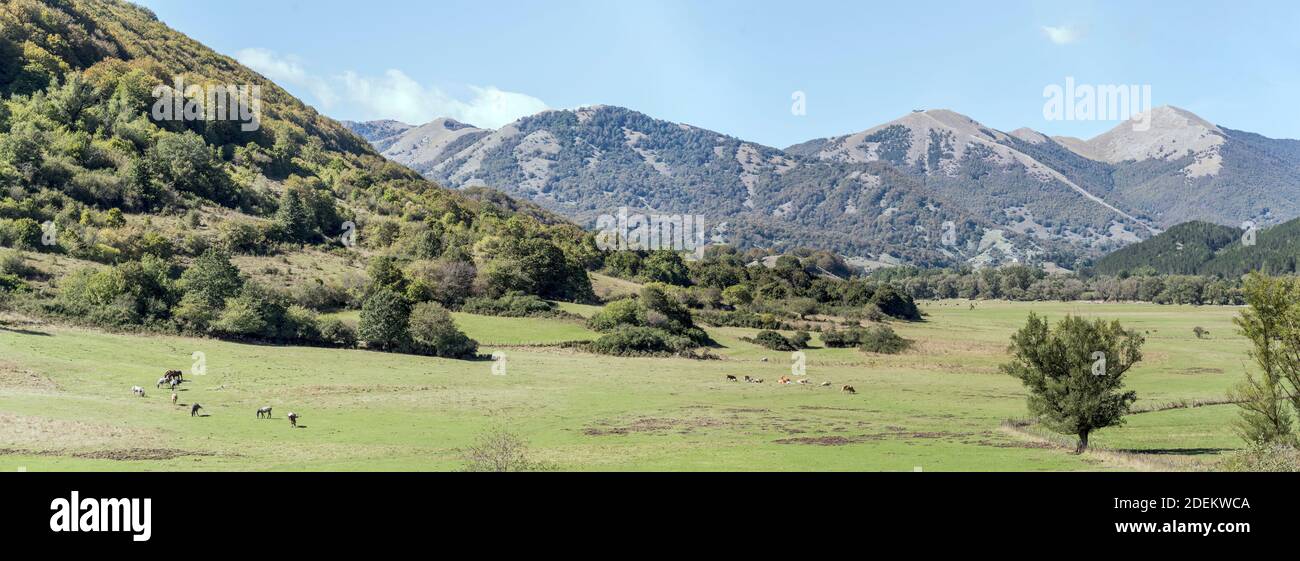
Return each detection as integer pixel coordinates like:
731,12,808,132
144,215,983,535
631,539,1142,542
725,374,855,394
130,369,301,427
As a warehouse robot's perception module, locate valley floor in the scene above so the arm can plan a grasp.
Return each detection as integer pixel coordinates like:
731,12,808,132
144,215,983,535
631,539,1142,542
0,301,1248,471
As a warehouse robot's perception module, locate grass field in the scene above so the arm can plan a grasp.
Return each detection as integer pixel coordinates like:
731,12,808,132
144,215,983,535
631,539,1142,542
0,300,1251,471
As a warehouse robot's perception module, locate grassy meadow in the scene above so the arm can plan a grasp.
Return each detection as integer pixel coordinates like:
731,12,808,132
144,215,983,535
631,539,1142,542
0,300,1250,471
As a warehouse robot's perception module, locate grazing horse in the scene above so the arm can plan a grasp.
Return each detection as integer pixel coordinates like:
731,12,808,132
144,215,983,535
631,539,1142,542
287,412,299,428
256,406,272,419
131,386,145,397
171,392,178,406
841,385,856,394
190,403,203,417
726,375,738,382
156,377,169,389
169,379,180,392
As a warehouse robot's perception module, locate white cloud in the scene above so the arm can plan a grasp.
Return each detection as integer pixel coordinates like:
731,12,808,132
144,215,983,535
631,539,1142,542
236,48,546,129
1041,25,1083,45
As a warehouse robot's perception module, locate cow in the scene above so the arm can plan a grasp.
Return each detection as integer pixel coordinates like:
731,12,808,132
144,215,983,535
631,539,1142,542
778,376,792,385
131,386,145,398
287,412,299,428
256,406,272,419
191,403,203,417
726,375,737,382
841,385,856,394
820,381,832,387
798,379,810,385
743,376,753,383
752,378,764,384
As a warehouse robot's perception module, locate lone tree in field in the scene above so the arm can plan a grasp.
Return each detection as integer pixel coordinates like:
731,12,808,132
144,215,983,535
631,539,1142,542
1231,273,1300,445
1002,313,1144,454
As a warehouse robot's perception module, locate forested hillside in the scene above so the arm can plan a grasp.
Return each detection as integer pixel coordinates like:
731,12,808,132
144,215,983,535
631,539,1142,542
1090,218,1300,277
0,0,597,357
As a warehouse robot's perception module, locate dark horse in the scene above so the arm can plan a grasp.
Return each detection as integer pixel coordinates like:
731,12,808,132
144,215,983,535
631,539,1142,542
191,403,203,417
256,406,272,419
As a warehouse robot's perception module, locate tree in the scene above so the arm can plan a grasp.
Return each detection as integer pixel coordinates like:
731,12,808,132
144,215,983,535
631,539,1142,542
178,249,244,308
870,284,921,320
358,288,410,350
1002,313,1143,453
408,302,478,358
641,250,690,286
1231,273,1299,445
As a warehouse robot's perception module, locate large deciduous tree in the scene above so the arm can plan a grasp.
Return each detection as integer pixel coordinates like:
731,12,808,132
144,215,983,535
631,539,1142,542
1002,313,1143,453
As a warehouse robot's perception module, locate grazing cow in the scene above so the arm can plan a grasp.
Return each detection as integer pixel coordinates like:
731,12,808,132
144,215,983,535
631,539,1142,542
752,378,764,384
778,376,792,385
287,412,299,428
760,358,769,363
726,375,737,382
171,392,178,406
191,403,203,417
256,406,272,419
131,386,145,398
841,385,856,394
743,376,753,383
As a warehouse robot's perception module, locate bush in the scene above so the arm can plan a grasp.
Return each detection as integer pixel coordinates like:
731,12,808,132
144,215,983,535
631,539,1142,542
1219,442,1299,472
870,285,921,320
461,291,560,317
821,328,863,348
408,302,478,358
747,330,800,351
588,326,695,356
858,326,912,354
319,318,357,347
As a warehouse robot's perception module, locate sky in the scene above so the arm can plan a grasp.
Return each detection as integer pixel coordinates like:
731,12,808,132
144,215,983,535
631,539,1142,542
135,0,1300,148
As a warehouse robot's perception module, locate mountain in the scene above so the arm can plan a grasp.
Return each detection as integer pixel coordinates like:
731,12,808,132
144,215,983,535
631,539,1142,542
1056,106,1300,229
348,106,1128,268
346,100,1300,271
787,109,1156,246
1091,217,1300,277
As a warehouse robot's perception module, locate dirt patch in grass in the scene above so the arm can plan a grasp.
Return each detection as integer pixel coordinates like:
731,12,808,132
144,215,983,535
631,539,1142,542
0,447,215,461
583,415,730,436
1177,367,1224,376
0,412,157,449
774,430,959,446
0,362,58,392
295,384,435,396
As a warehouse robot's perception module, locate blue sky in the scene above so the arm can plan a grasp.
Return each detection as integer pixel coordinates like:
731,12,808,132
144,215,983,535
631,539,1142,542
136,0,1300,147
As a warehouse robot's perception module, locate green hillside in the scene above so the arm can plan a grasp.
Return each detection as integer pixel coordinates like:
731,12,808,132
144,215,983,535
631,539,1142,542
1091,218,1300,277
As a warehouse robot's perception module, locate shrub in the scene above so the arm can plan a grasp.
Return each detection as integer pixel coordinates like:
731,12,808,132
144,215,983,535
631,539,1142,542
747,330,799,351
408,302,478,358
870,285,921,320
857,325,912,354
461,291,560,317
319,318,357,347
821,327,864,348
588,326,695,356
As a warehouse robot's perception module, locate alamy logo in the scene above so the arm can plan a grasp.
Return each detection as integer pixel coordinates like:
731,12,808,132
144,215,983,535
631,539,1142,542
1043,77,1152,131
152,77,262,132
595,207,722,251
49,491,152,542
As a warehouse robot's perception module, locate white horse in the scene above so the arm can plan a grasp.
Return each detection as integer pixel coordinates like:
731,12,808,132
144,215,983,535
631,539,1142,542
155,376,169,389
131,386,146,397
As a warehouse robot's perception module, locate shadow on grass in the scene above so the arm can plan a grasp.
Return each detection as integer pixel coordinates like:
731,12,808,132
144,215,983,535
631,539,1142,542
1121,447,1236,456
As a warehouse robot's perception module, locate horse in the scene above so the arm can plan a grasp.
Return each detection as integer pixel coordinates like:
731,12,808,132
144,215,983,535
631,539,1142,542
841,385,856,394
155,377,169,389
287,412,299,428
726,375,738,382
171,392,178,406
131,386,145,398
191,403,203,417
256,406,272,419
